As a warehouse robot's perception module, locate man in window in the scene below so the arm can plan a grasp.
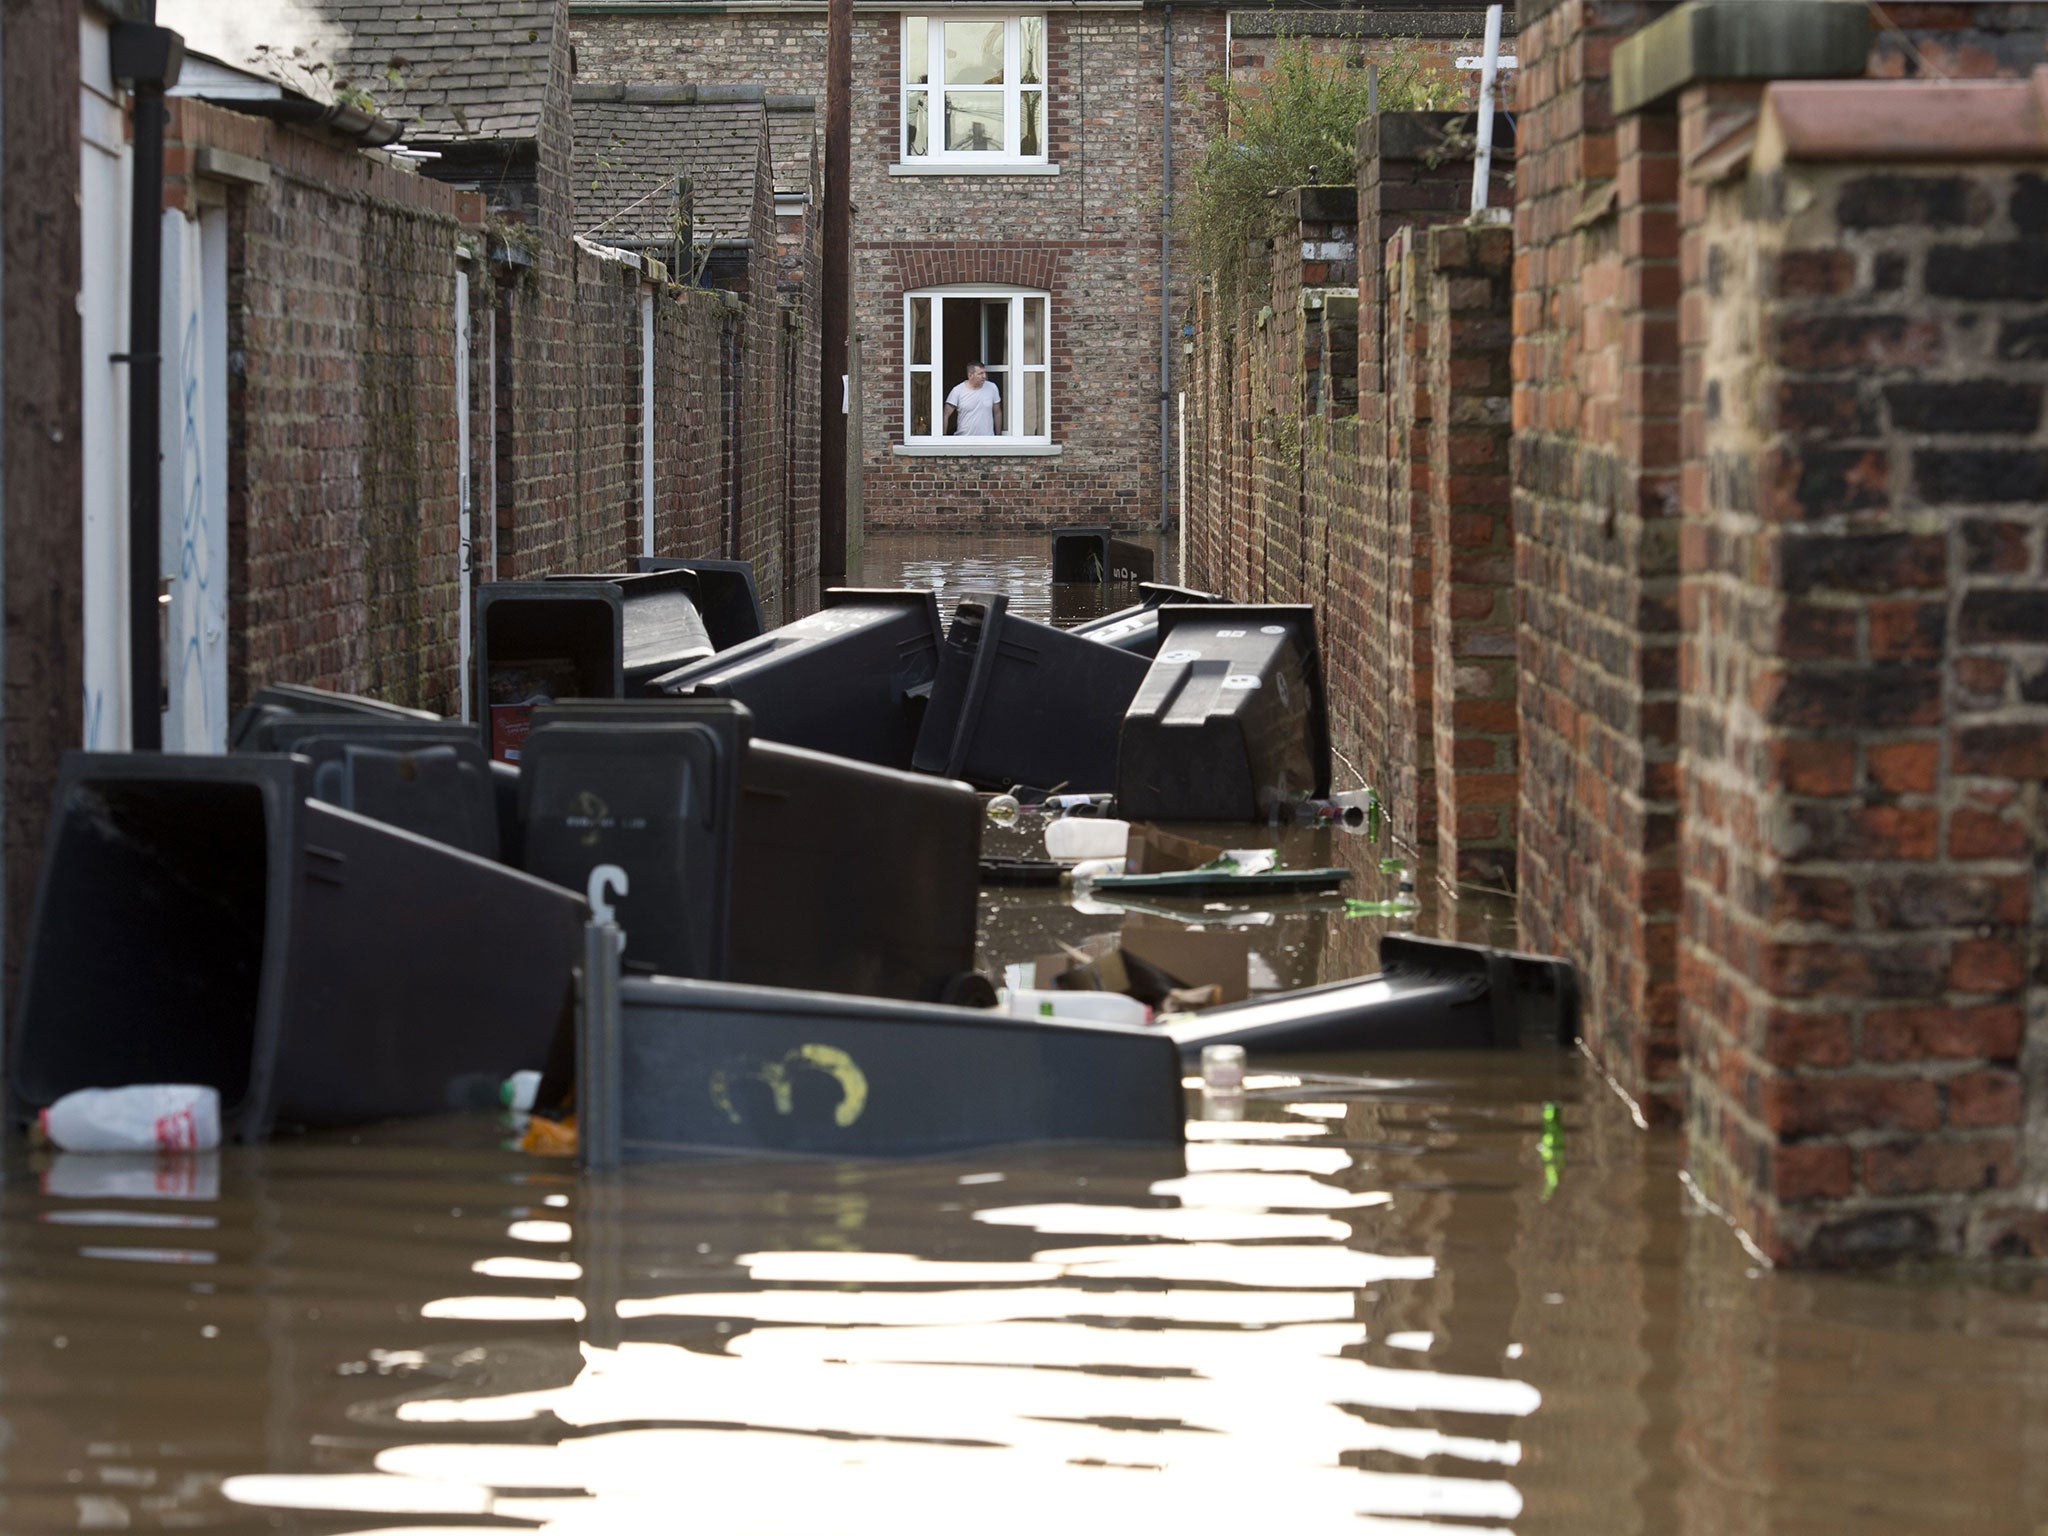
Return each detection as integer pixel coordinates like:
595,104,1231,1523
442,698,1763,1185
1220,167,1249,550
945,362,1002,436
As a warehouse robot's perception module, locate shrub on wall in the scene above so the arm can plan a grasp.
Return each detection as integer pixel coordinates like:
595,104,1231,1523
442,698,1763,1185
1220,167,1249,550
1185,38,1465,309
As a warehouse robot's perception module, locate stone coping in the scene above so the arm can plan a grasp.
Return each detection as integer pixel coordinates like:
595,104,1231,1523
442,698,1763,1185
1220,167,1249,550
1612,0,1867,117
1755,68,2048,168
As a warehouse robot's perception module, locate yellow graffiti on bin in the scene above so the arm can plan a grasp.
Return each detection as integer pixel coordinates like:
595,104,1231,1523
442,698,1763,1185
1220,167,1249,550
709,1045,869,1130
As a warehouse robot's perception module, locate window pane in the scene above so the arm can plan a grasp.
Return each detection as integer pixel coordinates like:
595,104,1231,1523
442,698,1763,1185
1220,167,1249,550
944,91,1003,153
1023,297,1044,365
1022,371,1045,438
1020,17,1044,85
905,90,928,157
910,368,933,437
981,300,1009,367
904,17,928,84
1019,90,1042,158
943,20,1005,84
983,367,1008,430
910,297,931,366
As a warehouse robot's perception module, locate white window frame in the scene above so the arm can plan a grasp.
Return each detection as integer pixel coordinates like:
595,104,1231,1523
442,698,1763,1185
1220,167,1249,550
902,285,1053,454
899,13,1049,170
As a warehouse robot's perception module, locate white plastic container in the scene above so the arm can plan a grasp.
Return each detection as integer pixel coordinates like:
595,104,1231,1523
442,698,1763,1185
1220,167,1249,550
1044,816,1130,862
1001,988,1152,1027
40,1085,222,1153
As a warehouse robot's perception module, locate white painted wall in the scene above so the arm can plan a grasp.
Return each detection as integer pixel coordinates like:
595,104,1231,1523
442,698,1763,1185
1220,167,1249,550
159,203,229,752
79,10,131,750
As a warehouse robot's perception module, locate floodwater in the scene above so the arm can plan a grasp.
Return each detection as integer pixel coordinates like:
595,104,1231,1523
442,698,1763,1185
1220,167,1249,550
5,536,2046,1533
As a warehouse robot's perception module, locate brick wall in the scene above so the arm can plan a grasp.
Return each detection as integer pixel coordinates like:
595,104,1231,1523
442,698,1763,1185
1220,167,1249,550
1427,222,1519,891
1682,87,2048,1263
165,100,484,714
1512,0,1686,1118
574,7,1227,533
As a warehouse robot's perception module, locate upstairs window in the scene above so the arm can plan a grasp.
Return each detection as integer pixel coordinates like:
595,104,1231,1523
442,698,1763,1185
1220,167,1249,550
901,15,1047,164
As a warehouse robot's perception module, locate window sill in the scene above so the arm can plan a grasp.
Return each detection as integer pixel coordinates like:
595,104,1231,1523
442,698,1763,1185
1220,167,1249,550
889,161,1061,177
894,442,1062,457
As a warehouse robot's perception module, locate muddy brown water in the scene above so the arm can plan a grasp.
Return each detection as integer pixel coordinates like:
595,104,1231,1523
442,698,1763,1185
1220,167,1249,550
4,535,2045,1532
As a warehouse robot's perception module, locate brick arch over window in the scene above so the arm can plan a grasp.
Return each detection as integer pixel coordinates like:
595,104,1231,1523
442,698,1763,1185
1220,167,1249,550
887,244,1066,295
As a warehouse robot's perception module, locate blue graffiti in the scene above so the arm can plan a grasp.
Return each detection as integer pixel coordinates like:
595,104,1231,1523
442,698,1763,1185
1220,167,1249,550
174,297,215,744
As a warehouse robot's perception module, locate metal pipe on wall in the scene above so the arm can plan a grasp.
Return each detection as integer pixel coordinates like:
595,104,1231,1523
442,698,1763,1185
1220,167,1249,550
1158,3,1172,534
818,0,852,585
113,16,184,752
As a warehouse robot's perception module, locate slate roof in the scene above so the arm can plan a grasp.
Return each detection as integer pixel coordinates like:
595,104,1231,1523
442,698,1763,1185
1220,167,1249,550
573,85,766,247
311,0,558,142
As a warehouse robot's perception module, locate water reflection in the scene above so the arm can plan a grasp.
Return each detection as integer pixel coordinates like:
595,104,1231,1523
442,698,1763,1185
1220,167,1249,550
3,1060,2048,1532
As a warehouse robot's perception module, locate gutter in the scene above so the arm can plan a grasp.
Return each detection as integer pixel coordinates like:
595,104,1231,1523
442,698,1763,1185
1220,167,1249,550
233,94,404,146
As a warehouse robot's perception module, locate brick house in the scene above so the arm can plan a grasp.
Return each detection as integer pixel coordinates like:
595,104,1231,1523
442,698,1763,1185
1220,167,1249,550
568,2,1494,532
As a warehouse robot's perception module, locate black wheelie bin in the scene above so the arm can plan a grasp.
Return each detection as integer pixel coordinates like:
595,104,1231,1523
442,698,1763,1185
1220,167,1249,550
474,582,625,763
1116,604,1331,821
648,589,944,770
631,557,766,649
1164,935,1581,1056
519,702,751,980
230,683,443,753
912,592,1150,794
592,975,1185,1158
517,700,984,1002
1050,527,1156,585
7,752,586,1140
543,569,717,689
1070,583,1225,658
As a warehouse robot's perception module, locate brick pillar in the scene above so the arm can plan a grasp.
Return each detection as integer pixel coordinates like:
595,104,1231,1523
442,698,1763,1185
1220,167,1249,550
1356,112,1515,850
1513,0,1686,1116
1427,222,1518,891
1683,74,2048,1263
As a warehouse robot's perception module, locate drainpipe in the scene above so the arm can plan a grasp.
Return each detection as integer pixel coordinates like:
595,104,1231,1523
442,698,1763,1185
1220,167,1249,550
111,14,183,753
1158,3,1172,534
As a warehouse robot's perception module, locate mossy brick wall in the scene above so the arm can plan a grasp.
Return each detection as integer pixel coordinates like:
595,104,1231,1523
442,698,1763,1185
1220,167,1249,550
494,14,579,581
1683,150,2048,1265
654,285,730,561
165,100,485,715
1512,0,1687,1119
1427,222,1519,892
732,125,791,626
569,245,643,573
575,9,1227,534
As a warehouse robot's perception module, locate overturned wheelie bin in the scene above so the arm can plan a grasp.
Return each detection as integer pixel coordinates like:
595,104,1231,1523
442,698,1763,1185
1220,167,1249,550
574,967,1184,1163
229,682,442,752
8,753,585,1140
1050,527,1155,585
649,589,944,770
913,592,1150,793
519,702,750,981
543,569,717,687
519,699,983,1002
1117,604,1331,821
631,556,765,649
292,727,501,860
1165,935,1581,1057
1069,583,1225,658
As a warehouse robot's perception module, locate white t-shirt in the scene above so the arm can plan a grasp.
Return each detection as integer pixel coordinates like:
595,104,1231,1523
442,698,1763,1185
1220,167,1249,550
946,378,1001,435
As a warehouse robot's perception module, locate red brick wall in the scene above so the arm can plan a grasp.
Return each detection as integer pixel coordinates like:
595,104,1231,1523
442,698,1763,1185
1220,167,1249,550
1683,140,2048,1263
1427,222,1518,891
1512,0,1686,1118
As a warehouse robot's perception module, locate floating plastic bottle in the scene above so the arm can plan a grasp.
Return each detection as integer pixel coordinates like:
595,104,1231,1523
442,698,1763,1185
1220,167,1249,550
40,1086,222,1153
501,1070,543,1114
